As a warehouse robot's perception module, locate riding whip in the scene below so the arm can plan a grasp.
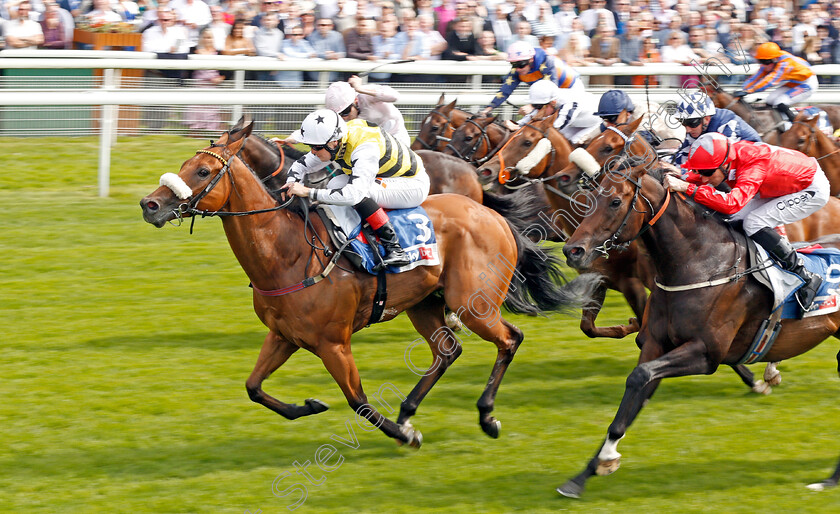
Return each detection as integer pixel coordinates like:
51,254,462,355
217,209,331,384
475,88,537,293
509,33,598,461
357,59,415,78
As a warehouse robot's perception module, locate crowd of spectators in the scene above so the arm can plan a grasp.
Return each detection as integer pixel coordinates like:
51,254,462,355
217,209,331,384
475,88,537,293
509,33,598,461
1,0,840,86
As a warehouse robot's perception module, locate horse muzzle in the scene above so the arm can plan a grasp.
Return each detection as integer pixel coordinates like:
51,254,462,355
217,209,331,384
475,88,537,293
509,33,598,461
475,164,498,186
562,242,596,270
140,193,189,228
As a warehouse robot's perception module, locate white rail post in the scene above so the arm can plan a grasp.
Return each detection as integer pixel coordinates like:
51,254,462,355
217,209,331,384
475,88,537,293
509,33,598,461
98,67,117,197
232,69,245,123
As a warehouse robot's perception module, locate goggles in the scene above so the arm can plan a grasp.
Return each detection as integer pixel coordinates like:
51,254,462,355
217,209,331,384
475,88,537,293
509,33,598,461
682,117,704,128
510,60,530,69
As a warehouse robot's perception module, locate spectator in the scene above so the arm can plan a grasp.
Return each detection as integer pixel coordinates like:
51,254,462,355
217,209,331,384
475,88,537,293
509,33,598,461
254,12,283,80
222,17,256,55
687,26,714,61
308,17,345,60
704,27,726,57
186,28,225,136
6,1,43,49
207,5,229,51
661,30,699,87
589,21,619,86
655,14,681,48
553,0,577,35
618,19,643,86
632,35,661,87
579,0,614,34
538,34,558,57
142,7,189,53
414,0,434,21
57,0,81,18
345,16,376,61
174,0,211,49
84,0,122,25
276,27,315,87
396,16,430,61
446,0,483,37
800,35,821,63
251,0,281,29
614,0,632,35
509,0,537,25
529,2,559,37
39,2,69,49
566,18,591,53
417,13,446,59
791,10,816,55
333,0,358,33
561,32,593,67
370,16,401,81
485,3,513,55
299,4,316,38
442,16,481,62
114,0,140,22
476,29,505,59
509,19,537,48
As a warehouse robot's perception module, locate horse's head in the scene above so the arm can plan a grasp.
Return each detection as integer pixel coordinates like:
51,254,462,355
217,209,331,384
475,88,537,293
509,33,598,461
412,96,459,151
476,111,563,187
444,114,496,162
779,114,819,152
141,122,252,227
563,156,661,269
555,116,644,194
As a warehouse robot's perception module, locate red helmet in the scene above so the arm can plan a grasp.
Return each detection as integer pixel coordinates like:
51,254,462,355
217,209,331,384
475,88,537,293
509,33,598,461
684,133,735,172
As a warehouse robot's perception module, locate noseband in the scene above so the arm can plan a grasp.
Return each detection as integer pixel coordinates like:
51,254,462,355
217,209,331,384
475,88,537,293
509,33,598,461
496,120,556,186
416,108,454,150
445,117,497,166
592,170,665,257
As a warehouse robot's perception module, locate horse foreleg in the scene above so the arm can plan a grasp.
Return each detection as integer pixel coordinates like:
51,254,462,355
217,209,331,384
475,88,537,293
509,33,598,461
319,344,423,448
807,456,840,491
399,296,463,430
557,340,715,499
246,331,329,420
580,283,641,339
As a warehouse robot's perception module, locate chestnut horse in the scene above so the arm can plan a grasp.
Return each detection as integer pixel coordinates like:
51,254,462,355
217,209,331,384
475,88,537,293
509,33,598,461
559,158,840,498
444,114,511,167
779,115,840,197
411,94,473,152
140,123,598,446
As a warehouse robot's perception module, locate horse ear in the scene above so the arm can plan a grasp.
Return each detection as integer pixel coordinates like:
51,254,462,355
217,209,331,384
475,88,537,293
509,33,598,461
232,115,246,132
805,114,819,125
624,115,644,135
440,99,457,115
479,114,497,127
223,131,248,157
437,92,446,106
541,110,559,127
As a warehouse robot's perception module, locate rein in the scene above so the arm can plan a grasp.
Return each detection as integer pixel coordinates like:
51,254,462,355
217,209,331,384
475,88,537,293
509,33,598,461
445,117,495,166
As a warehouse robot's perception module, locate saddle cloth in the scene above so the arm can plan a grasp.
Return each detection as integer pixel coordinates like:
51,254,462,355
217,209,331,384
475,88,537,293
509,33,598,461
750,241,840,319
316,204,440,275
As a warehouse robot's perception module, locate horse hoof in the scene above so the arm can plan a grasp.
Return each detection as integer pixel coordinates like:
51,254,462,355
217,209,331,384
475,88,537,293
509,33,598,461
556,480,584,499
397,422,422,449
596,457,620,476
305,398,330,414
751,380,772,395
481,418,502,439
445,311,463,332
766,372,781,387
807,479,837,492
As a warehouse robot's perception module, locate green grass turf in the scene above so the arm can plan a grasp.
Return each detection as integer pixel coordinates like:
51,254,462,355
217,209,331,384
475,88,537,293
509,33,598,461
2,136,840,513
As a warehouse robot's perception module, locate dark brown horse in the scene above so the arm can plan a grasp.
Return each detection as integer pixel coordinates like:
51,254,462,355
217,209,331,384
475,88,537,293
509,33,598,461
140,122,598,446
444,114,511,167
779,115,840,196
411,94,473,152
559,158,840,498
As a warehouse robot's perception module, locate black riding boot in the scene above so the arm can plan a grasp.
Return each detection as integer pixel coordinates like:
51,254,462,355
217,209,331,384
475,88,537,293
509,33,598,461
775,104,797,123
751,227,822,315
353,197,410,270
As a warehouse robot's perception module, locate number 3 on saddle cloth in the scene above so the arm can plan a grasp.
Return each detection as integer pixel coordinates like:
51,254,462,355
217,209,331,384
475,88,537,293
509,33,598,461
741,244,840,365
317,204,440,274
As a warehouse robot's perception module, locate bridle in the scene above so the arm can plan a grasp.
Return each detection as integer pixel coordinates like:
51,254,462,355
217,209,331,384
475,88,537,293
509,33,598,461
791,120,840,162
445,117,507,166
496,118,557,187
415,108,455,150
574,126,656,192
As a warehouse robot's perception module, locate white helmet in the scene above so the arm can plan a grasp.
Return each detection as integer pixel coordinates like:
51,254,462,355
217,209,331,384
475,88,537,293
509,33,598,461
527,80,559,105
325,81,357,113
290,109,347,145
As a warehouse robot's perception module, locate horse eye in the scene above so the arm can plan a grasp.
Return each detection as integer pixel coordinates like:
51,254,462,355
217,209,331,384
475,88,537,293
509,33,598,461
603,145,613,153
464,136,473,141
198,168,210,178
431,125,439,132
523,140,533,147
610,198,622,208
798,138,805,145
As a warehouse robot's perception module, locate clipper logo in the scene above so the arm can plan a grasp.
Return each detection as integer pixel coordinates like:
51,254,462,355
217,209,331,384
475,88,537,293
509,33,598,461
777,191,815,210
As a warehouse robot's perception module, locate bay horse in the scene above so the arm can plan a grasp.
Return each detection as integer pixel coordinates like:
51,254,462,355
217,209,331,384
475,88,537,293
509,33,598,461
444,114,511,167
140,122,599,446
476,112,659,343
559,157,840,498
779,115,840,197
411,94,472,152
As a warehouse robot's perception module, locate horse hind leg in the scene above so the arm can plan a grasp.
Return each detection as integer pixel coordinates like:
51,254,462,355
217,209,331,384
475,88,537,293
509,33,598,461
318,342,423,447
475,319,524,438
398,295,464,432
245,331,330,419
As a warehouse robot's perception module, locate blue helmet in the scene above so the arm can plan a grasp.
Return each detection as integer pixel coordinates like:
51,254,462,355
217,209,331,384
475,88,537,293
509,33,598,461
594,90,634,117
676,91,716,121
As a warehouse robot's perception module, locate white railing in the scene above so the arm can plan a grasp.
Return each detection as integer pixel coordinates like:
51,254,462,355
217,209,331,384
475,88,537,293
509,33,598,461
2,50,839,196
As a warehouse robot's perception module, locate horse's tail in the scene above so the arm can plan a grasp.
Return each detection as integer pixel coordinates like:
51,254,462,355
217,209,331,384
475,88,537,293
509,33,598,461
481,186,547,238
502,221,601,316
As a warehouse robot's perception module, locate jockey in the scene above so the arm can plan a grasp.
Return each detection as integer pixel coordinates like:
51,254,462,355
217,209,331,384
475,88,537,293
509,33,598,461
671,91,761,167
594,89,637,129
281,109,431,269
734,42,819,123
594,89,685,147
506,80,600,146
324,76,411,146
665,133,830,313
479,41,582,116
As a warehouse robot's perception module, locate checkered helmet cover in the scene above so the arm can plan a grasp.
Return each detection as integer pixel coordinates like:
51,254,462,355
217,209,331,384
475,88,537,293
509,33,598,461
676,92,716,120
684,132,733,170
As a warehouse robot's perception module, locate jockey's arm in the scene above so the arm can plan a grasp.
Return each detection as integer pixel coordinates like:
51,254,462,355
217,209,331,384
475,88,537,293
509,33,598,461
310,142,378,206
286,152,332,184
349,76,400,103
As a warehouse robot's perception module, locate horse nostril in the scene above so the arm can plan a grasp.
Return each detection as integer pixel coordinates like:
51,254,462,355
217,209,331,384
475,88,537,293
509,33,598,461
479,169,491,177
144,200,159,212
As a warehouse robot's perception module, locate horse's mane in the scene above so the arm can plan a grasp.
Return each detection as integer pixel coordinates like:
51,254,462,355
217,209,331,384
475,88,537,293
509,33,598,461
249,132,307,161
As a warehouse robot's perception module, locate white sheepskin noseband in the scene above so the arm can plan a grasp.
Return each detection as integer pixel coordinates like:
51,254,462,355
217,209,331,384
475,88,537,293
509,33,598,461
159,172,193,200
569,147,601,178
515,137,553,175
